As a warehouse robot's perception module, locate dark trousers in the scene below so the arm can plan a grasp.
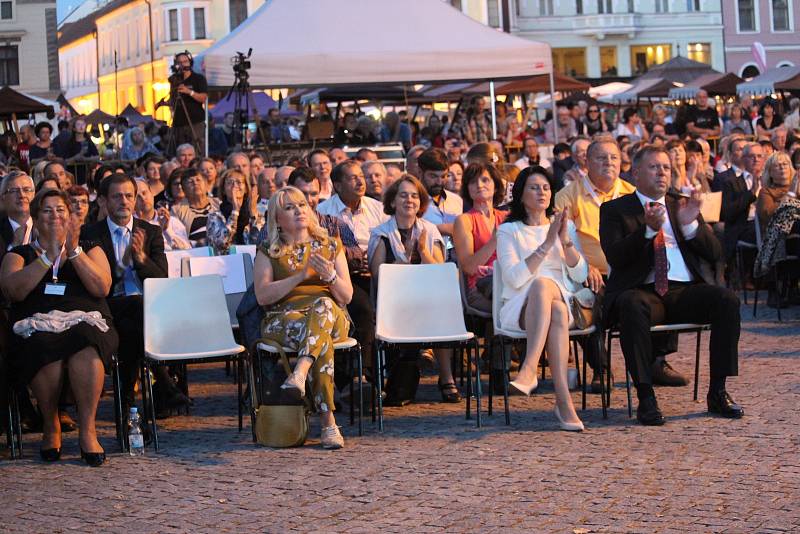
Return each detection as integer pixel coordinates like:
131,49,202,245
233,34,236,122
171,122,206,157
107,295,144,404
610,282,740,387
334,274,374,391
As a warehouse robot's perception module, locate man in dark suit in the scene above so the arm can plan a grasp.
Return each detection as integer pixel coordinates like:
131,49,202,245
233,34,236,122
711,137,746,192
600,145,744,426
720,142,763,262
81,173,188,413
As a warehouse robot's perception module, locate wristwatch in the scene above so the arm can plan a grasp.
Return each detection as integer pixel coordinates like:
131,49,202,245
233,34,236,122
68,246,83,259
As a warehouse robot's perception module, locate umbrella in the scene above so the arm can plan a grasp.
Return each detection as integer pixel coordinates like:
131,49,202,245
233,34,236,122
668,72,744,100
210,91,278,119
0,86,54,118
638,55,719,84
496,73,590,94
736,66,800,96
120,103,150,125
84,108,116,126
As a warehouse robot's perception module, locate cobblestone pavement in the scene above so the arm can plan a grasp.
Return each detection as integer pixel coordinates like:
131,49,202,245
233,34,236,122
2,301,799,533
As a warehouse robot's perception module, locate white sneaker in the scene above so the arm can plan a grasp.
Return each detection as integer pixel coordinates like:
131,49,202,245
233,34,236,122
320,425,344,449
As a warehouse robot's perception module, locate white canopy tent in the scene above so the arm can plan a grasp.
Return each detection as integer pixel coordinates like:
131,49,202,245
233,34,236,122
736,66,800,97
196,0,554,139
197,0,552,88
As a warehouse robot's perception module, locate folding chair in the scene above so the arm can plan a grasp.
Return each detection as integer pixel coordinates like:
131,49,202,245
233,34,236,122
605,323,710,418
182,253,253,330
374,263,481,431
4,384,21,460
458,270,492,387
229,244,257,264
489,259,602,425
253,337,364,437
143,275,246,451
164,246,213,278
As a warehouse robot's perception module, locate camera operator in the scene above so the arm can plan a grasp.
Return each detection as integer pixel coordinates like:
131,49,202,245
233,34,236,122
167,52,207,157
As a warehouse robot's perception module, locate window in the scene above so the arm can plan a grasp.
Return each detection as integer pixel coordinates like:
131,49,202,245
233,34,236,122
655,0,669,12
168,9,178,41
0,45,19,86
630,44,671,74
0,1,11,20
538,0,553,16
687,0,701,10
597,0,612,13
600,46,618,76
229,0,248,30
772,0,790,31
194,8,206,39
688,42,711,64
628,0,635,12
552,47,587,77
577,0,583,14
738,0,756,31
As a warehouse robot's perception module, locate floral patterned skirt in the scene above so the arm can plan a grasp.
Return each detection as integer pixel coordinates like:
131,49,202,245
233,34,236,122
261,295,350,413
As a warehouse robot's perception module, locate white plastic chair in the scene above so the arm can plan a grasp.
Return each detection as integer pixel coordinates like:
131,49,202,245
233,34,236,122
165,246,213,278
490,258,599,425
374,263,480,430
181,253,253,329
143,275,246,450
230,244,257,263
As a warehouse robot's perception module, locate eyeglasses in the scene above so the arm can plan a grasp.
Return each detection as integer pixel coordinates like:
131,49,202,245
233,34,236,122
588,109,600,113
40,207,68,216
4,187,34,196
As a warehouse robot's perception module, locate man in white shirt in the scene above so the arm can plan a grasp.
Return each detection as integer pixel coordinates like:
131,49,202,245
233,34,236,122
134,179,191,251
600,145,742,426
317,160,387,253
417,148,463,254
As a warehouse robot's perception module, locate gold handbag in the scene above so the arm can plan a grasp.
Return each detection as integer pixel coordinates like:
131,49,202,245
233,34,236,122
253,339,310,448
569,287,596,330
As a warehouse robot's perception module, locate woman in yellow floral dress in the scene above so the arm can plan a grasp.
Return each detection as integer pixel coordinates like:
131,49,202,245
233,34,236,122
254,186,353,449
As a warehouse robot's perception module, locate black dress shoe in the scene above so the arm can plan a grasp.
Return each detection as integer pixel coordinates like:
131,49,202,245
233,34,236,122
39,447,62,462
80,448,106,467
636,396,666,426
589,370,612,394
707,390,744,418
651,359,689,387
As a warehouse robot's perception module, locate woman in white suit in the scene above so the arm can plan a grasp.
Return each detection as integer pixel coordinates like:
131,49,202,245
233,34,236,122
496,165,587,431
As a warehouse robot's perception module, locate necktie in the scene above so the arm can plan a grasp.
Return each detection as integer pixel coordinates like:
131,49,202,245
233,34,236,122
654,229,668,297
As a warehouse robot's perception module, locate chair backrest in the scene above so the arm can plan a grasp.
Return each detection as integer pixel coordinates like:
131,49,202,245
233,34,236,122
144,275,238,356
458,268,491,319
165,246,213,278
230,244,257,263
492,257,503,333
375,263,469,342
754,209,763,248
182,253,253,328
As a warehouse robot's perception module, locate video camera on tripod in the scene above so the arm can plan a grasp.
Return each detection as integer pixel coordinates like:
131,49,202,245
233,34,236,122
231,48,253,80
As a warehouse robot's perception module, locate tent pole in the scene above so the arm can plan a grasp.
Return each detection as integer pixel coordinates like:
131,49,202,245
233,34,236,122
490,81,497,139
549,69,558,143
204,100,209,158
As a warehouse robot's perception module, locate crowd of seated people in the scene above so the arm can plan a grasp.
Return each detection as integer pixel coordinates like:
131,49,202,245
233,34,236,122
3,96,800,460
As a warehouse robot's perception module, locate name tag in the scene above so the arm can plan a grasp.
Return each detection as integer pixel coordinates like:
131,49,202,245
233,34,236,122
44,283,67,296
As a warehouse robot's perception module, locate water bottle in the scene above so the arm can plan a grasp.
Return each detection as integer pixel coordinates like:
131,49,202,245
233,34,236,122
128,407,145,456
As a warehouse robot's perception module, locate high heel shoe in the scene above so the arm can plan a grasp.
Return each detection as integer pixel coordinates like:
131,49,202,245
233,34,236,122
80,448,106,467
554,404,584,432
509,376,538,396
39,447,61,462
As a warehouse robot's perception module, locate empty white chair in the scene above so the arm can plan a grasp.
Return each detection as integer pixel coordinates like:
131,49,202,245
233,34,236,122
182,253,253,329
143,275,246,450
375,263,480,430
165,246,213,278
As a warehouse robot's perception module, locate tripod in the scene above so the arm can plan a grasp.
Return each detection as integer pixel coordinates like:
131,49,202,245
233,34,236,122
159,73,204,157
225,50,267,152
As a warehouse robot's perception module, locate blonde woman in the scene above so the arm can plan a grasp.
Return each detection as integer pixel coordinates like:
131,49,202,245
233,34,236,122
757,151,797,234
253,186,353,449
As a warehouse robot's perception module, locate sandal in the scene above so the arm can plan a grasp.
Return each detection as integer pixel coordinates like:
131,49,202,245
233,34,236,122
438,381,462,403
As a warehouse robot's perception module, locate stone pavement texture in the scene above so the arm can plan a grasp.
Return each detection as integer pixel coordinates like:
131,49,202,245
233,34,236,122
2,301,799,533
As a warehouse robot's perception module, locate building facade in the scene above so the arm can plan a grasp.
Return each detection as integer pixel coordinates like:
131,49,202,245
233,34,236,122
722,0,800,78
0,0,60,98
58,0,264,118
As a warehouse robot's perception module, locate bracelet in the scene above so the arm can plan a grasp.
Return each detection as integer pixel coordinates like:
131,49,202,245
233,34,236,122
68,246,83,259
562,240,574,248
190,90,195,97
323,271,338,284
533,246,546,258
38,253,53,267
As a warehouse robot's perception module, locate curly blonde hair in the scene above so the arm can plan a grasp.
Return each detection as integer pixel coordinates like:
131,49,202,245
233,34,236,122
265,186,330,258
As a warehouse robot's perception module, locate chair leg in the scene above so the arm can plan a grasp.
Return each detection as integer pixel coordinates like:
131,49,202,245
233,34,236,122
573,340,582,388
487,337,494,417
605,332,613,417
7,388,21,459
474,338,482,429
465,345,472,421
737,247,748,305
625,364,632,419
581,338,587,411
376,343,384,432
247,353,258,443
348,348,355,427
111,355,127,453
501,337,510,426
694,331,702,402
237,356,243,432
142,362,159,452
357,344,363,437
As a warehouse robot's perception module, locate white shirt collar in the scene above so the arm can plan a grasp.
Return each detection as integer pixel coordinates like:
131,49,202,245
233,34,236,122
8,216,32,233
107,216,134,235
635,189,665,206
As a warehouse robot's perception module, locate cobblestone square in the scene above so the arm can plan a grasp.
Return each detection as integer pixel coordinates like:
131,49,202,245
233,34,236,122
2,302,799,533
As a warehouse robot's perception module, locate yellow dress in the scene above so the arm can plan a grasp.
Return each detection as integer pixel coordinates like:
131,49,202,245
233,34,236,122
259,236,350,414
